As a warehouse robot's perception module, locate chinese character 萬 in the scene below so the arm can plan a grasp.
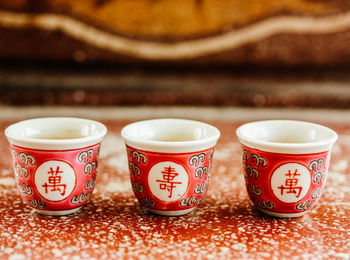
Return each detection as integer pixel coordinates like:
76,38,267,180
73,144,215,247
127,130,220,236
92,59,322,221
42,166,67,196
278,169,303,198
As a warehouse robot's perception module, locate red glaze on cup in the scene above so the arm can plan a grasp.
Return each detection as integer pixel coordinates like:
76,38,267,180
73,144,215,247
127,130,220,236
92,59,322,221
127,146,214,215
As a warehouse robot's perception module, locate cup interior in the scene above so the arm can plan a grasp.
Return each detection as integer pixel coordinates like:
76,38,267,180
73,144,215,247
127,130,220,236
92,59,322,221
5,117,107,150
236,120,338,154
121,118,220,153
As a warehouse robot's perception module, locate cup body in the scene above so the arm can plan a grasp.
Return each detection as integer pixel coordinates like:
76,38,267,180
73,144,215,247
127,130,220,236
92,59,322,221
236,120,338,218
5,117,107,216
121,118,220,216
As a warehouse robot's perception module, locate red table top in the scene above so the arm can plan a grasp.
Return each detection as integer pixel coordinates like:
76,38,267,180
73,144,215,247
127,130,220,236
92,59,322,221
0,111,349,259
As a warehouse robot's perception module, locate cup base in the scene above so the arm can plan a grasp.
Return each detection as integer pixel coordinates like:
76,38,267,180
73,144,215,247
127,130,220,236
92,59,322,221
34,206,83,216
147,208,196,216
258,208,308,218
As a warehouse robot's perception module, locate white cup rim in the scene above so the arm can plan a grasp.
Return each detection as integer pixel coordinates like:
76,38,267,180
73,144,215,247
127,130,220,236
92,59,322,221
236,120,338,154
5,117,107,150
121,118,220,153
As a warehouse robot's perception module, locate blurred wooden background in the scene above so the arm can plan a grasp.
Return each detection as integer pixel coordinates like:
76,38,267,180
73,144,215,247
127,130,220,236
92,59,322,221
0,0,349,107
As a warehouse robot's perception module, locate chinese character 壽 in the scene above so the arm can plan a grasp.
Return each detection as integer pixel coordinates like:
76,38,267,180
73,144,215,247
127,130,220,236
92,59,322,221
278,169,302,198
42,166,67,196
156,166,182,198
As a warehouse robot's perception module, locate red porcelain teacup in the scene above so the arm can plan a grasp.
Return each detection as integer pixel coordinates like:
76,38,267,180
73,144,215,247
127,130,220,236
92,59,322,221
5,117,107,216
236,120,337,218
121,118,220,216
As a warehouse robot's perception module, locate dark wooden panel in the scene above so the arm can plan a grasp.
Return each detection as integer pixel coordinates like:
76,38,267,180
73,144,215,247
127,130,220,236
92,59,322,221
0,65,349,107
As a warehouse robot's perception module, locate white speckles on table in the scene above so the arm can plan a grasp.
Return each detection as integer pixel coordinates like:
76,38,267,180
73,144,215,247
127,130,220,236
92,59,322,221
0,118,349,259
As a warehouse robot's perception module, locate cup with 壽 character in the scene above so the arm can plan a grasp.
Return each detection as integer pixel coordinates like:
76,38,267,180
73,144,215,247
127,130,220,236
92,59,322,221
121,118,220,216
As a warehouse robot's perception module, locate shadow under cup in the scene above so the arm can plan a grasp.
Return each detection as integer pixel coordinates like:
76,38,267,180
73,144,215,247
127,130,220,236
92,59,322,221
236,120,338,218
5,117,107,216
121,118,220,216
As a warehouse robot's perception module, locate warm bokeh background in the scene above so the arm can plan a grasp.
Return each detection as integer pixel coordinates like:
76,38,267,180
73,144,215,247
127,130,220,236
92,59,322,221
0,0,349,106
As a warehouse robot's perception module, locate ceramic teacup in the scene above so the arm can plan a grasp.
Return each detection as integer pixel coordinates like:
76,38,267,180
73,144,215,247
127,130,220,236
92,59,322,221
121,118,220,216
5,117,107,216
236,120,337,218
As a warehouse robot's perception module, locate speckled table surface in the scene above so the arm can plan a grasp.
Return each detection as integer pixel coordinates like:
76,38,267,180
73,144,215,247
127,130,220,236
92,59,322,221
0,107,349,259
